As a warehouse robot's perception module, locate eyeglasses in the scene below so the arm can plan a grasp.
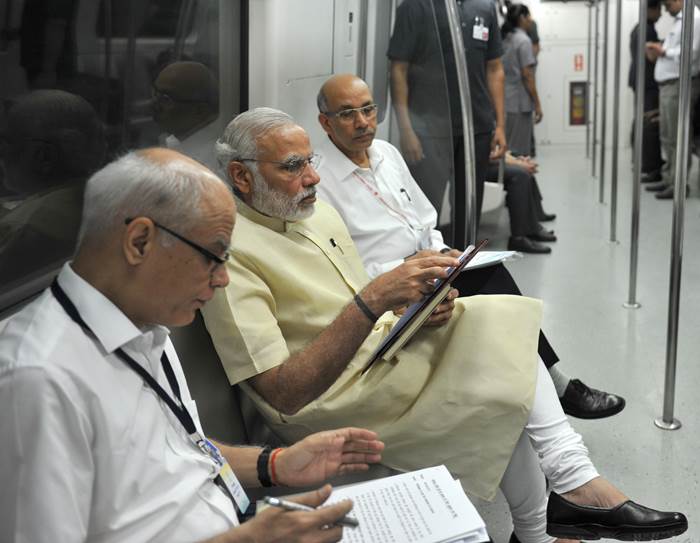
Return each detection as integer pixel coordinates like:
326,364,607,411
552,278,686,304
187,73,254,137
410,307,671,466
125,218,229,267
239,153,321,178
323,104,378,123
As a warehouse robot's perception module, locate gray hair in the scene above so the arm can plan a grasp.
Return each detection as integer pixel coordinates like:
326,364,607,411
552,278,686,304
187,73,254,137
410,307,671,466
77,150,226,246
316,88,329,114
214,107,296,182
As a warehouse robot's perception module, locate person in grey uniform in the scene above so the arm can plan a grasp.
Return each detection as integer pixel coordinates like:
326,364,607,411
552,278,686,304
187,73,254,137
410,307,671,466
501,3,542,157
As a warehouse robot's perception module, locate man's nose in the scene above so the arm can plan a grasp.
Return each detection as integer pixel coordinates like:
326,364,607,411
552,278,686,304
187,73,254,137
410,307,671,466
210,263,230,289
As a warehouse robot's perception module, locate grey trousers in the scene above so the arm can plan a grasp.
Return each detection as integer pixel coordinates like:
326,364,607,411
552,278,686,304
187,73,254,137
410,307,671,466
659,78,700,187
506,112,534,156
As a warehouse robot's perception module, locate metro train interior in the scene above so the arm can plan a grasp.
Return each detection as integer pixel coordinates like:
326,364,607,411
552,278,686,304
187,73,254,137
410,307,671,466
1,0,699,541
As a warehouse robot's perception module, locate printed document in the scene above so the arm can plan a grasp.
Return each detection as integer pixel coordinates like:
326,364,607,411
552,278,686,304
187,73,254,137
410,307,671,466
327,465,489,543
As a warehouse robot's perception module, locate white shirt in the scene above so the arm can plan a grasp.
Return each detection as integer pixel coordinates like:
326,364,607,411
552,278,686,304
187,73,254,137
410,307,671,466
654,6,700,82
0,264,238,543
316,138,448,278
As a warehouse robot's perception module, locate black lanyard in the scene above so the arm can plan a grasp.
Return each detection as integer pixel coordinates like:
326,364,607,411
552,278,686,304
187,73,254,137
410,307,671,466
50,279,197,437
50,278,247,515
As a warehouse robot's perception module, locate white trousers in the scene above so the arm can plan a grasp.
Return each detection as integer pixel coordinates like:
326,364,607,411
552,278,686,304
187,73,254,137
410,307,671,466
499,361,600,543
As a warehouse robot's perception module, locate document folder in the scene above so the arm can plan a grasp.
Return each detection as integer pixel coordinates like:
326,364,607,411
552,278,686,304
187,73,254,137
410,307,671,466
362,239,488,375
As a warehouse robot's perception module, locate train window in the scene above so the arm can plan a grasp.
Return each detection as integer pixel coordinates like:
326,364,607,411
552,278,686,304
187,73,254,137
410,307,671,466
0,0,240,316
96,0,196,39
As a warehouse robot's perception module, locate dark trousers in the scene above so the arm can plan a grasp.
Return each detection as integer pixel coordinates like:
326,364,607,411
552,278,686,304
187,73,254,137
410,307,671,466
453,132,491,248
631,88,662,175
485,161,541,237
451,262,559,368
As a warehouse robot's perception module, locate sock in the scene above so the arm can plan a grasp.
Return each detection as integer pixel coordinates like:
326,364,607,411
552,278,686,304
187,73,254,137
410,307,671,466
548,364,572,398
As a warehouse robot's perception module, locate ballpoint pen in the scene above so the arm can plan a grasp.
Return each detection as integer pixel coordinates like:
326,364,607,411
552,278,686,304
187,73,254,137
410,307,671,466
262,496,359,528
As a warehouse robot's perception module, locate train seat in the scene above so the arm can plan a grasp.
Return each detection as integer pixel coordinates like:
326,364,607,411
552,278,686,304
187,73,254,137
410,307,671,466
170,311,399,497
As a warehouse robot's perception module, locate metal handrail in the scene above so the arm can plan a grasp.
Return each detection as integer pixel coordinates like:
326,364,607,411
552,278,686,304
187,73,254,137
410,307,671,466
444,0,477,245
592,0,600,176
599,0,610,202
655,0,695,432
609,0,623,241
625,0,647,310
586,1,593,158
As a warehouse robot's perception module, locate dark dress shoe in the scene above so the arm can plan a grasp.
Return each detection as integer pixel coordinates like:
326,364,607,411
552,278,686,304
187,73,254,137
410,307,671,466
538,211,557,221
547,491,688,541
645,181,669,192
560,379,625,419
656,184,689,199
529,227,557,242
508,236,551,254
641,171,662,183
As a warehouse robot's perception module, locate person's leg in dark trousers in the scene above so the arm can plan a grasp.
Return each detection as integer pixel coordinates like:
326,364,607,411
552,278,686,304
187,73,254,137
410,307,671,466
450,263,626,419
453,132,490,248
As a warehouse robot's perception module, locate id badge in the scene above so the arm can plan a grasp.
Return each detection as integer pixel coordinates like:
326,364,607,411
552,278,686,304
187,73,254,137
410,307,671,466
197,437,251,513
473,23,489,41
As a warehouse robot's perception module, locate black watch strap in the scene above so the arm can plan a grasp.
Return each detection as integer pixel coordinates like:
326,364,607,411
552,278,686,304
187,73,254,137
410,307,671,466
257,445,273,487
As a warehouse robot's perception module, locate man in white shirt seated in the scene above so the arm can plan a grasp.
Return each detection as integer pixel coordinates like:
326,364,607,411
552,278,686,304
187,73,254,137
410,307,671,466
644,0,700,199
0,148,385,543
314,74,623,422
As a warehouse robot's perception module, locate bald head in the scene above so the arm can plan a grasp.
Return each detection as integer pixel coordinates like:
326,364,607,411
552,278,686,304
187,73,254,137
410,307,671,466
317,74,377,165
317,74,370,114
153,62,219,137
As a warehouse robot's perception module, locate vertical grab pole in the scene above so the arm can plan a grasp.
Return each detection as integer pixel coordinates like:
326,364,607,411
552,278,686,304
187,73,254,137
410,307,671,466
592,0,600,176
625,0,647,309
609,0,623,241
445,0,478,244
655,0,695,432
599,0,610,202
586,1,593,158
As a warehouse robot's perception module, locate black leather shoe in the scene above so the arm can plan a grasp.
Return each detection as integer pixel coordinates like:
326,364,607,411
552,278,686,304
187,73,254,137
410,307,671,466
655,184,689,199
509,533,521,543
529,227,557,242
641,170,662,183
560,379,625,419
538,211,557,221
508,236,551,254
645,181,669,192
547,491,688,541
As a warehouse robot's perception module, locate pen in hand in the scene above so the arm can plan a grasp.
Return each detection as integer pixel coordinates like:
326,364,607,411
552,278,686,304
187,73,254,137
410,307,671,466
262,496,359,528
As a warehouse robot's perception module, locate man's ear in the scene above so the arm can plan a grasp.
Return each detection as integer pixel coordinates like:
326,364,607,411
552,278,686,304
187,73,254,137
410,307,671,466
29,140,58,176
123,217,157,265
318,112,333,136
227,161,252,195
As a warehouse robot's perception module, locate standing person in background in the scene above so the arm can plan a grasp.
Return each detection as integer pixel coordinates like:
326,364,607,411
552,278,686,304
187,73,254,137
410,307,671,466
389,0,506,239
501,3,542,157
645,0,700,199
630,0,663,185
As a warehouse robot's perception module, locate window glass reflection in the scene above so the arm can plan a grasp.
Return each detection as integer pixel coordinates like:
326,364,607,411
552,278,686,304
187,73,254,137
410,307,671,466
0,0,226,313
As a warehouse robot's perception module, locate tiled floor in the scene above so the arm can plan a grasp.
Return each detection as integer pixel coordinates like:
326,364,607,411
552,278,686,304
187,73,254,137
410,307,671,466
475,145,699,543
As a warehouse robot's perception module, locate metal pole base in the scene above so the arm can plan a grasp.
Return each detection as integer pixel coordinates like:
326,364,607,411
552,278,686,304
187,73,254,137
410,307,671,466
654,417,682,430
623,301,641,309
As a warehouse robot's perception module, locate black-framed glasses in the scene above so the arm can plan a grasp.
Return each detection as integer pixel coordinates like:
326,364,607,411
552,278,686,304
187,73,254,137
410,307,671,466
323,103,378,123
125,218,229,266
238,153,321,178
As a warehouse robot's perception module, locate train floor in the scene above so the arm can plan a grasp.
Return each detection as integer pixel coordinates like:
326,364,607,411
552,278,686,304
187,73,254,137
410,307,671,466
475,144,700,542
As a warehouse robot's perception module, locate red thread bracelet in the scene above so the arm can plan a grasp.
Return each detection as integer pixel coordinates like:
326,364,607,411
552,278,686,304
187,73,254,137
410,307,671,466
270,447,283,486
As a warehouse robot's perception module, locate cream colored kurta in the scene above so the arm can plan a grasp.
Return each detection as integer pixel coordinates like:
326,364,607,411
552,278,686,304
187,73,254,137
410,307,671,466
202,199,542,500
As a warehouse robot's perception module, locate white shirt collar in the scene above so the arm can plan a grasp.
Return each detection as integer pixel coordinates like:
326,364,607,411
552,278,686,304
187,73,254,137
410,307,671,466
318,136,385,182
56,263,169,355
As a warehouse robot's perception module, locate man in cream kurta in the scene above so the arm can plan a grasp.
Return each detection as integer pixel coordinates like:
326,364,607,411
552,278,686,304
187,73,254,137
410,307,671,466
203,195,542,501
